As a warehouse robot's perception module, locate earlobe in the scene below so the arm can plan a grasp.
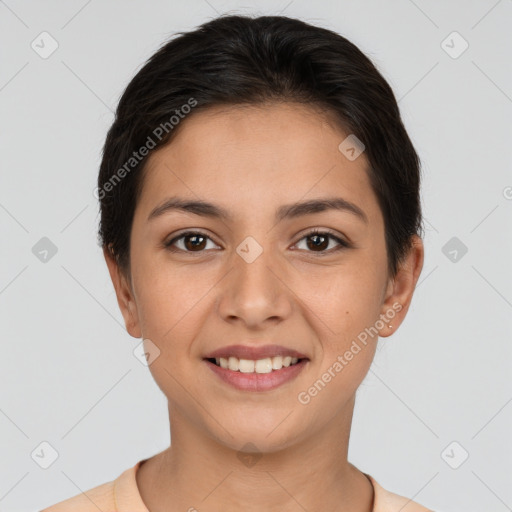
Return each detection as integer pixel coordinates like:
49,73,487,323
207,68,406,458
378,235,424,338
103,247,142,339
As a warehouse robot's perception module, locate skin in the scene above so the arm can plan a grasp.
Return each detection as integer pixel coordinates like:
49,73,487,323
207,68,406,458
104,102,424,511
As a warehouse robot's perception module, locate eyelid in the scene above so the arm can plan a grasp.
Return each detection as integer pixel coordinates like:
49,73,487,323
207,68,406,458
164,228,351,254
164,229,220,250
292,228,351,252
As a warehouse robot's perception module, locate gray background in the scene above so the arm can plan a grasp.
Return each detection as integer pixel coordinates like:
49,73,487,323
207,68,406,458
1,0,511,510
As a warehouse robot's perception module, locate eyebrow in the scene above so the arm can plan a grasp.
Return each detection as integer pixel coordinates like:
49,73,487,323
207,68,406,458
147,196,368,225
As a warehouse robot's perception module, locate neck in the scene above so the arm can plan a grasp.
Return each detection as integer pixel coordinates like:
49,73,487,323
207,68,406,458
137,398,374,512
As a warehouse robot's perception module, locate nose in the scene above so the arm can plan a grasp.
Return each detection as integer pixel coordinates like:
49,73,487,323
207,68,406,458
217,244,293,329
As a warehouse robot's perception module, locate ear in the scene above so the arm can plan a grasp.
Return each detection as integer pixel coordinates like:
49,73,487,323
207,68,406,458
103,247,142,339
378,235,424,338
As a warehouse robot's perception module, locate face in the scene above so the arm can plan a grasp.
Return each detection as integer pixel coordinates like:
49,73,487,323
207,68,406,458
105,102,423,453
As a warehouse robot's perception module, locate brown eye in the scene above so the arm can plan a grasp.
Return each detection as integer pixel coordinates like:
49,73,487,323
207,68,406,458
295,229,349,254
165,231,218,252
306,233,329,251
182,233,207,251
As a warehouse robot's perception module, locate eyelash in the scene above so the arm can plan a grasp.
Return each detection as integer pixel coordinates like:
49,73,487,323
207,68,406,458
163,228,350,255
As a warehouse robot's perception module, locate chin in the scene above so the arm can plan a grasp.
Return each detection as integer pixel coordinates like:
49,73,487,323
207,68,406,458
204,412,308,456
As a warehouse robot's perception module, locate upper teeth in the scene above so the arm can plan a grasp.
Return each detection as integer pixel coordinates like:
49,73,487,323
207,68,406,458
214,356,299,373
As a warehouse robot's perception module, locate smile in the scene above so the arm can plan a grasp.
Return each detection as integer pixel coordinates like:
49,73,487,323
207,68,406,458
208,355,302,373
204,356,308,392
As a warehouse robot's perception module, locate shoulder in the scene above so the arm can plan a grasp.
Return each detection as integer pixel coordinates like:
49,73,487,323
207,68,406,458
367,474,434,512
40,462,145,512
40,479,116,511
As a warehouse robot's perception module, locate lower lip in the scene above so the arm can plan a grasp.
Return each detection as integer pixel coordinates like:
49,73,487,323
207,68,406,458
205,359,308,391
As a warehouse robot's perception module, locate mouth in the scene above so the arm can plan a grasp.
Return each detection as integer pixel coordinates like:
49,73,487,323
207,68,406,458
205,355,305,373
203,350,309,391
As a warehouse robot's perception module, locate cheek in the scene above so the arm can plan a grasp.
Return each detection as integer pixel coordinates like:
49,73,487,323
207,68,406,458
292,260,385,341
135,268,209,340
293,268,381,421
131,254,225,369
132,264,213,403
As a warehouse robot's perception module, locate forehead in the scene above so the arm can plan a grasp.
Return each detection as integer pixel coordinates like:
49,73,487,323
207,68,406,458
137,102,380,225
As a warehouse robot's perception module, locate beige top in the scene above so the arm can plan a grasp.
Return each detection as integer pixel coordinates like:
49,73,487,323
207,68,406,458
40,460,433,511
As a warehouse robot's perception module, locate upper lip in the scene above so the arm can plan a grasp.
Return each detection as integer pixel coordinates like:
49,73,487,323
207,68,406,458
204,344,309,361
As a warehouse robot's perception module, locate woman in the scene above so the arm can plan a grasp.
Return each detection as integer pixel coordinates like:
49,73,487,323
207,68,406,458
42,14,431,511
